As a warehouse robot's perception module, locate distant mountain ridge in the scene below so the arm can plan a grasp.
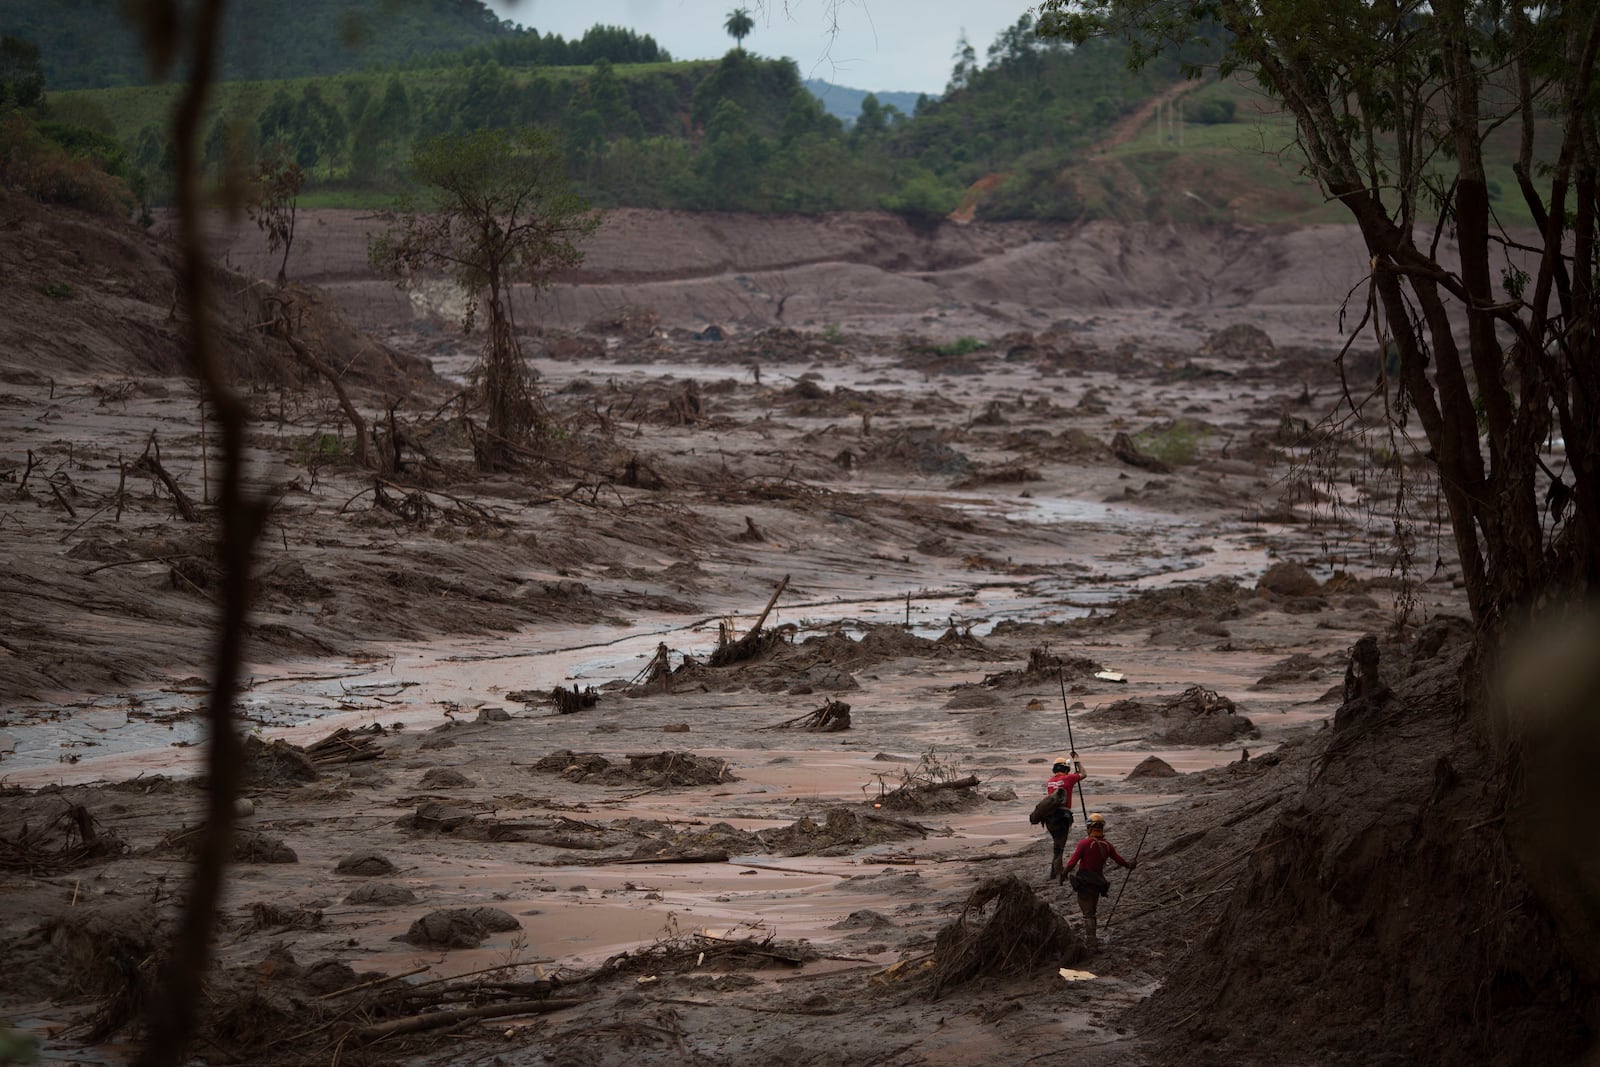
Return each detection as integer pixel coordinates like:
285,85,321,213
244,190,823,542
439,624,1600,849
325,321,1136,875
803,78,924,123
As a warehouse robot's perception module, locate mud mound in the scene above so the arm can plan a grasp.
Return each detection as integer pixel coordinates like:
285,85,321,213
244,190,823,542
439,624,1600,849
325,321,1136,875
858,428,972,476
759,807,924,857
983,647,1104,689
928,875,1084,999
595,930,818,979
395,801,528,841
781,624,999,674
530,750,738,787
1127,756,1179,779
633,821,763,859
241,736,319,786
401,906,521,949
1256,560,1321,596
1085,686,1258,746
1089,578,1254,629
1136,653,1596,1065
1199,323,1276,360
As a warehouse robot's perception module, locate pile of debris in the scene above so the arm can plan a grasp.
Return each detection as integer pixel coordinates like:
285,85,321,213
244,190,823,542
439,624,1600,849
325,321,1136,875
530,750,739,788
1086,686,1258,745
758,807,930,857
927,875,1084,999
983,647,1104,689
764,699,852,732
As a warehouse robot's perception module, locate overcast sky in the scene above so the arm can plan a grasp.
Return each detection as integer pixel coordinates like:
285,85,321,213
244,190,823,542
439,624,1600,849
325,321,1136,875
486,0,1030,96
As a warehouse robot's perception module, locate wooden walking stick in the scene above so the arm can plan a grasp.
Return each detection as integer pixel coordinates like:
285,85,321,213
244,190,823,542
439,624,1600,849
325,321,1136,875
1105,824,1150,931
1056,665,1091,824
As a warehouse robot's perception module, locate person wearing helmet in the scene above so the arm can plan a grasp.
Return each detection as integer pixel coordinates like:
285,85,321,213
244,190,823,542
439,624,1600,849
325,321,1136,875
1061,812,1136,954
1038,752,1085,882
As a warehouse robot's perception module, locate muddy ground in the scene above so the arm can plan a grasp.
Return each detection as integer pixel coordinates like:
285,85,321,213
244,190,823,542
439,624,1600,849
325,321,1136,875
0,198,1527,1066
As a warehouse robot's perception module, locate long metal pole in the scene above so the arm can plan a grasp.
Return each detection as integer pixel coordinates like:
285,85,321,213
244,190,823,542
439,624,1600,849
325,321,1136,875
1105,824,1151,931
1056,666,1090,823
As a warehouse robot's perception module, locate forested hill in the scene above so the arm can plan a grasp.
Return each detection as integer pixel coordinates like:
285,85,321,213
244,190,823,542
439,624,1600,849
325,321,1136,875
0,0,531,89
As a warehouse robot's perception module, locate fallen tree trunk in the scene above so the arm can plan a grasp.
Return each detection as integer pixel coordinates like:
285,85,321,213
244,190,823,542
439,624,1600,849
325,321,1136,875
351,996,590,1042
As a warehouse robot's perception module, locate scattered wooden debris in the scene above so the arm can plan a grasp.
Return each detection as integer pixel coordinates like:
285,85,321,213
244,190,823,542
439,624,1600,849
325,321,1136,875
529,750,738,787
928,875,1084,999
305,726,384,766
871,750,981,813
133,431,198,522
708,574,790,667
552,685,600,714
1164,685,1237,715
0,803,125,874
764,699,852,732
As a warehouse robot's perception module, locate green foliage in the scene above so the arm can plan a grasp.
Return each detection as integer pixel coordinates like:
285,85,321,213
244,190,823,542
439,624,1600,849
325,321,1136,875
0,1023,39,1064
882,171,961,223
42,281,74,299
724,8,755,49
1136,421,1204,465
0,0,519,90
296,431,348,462
0,112,138,216
0,34,43,108
894,16,1177,187
928,337,988,357
977,162,1082,222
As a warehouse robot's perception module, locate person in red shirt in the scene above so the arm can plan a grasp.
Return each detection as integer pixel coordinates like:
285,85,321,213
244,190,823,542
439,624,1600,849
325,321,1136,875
1061,812,1136,954
1040,753,1085,882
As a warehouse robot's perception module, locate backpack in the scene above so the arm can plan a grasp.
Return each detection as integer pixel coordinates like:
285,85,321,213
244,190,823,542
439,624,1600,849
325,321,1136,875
1028,789,1065,825
1068,869,1111,896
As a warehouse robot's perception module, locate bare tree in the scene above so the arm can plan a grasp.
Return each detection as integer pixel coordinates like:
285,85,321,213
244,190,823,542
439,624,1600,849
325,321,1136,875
370,126,599,470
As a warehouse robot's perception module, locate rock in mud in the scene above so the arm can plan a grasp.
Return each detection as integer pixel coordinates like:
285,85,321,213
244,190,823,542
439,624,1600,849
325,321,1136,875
476,707,511,723
1200,323,1276,360
241,736,318,786
233,832,297,864
944,688,1001,709
335,851,397,877
344,883,417,906
1127,756,1179,779
831,909,897,931
402,906,521,949
1257,561,1320,597
302,959,359,995
419,767,475,789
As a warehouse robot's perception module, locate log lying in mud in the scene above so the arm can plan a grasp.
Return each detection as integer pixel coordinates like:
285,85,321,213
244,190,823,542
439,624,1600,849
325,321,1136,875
305,727,383,765
133,433,198,522
352,997,591,1043
601,848,731,865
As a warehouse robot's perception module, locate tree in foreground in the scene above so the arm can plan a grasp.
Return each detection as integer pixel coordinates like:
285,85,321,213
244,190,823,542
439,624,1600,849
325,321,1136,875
370,126,599,469
725,6,755,51
1038,0,1600,1025
1040,0,1594,644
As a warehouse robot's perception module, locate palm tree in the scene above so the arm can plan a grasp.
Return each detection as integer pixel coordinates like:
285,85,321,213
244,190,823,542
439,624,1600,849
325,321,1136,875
724,7,754,52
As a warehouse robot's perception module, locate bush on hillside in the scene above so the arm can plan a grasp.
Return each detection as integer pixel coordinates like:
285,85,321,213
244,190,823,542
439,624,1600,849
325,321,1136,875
0,114,137,218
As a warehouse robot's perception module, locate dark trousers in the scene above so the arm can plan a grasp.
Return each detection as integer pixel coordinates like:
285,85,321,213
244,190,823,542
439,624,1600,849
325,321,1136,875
1044,812,1074,877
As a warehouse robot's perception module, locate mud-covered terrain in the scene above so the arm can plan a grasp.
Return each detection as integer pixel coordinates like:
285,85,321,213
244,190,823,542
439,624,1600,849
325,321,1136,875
1,198,1587,1066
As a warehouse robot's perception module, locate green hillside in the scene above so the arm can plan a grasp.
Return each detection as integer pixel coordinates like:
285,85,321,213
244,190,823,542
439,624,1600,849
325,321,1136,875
16,9,1558,228
0,0,535,90
42,15,1189,219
